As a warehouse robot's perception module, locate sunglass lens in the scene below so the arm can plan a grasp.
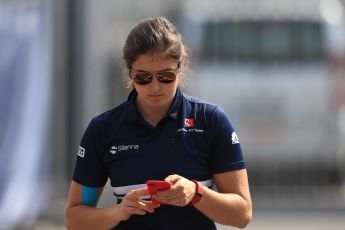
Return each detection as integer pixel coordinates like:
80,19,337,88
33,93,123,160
133,73,152,85
156,71,176,83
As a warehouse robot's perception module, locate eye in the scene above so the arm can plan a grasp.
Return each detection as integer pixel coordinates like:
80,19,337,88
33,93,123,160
157,71,176,81
135,72,152,81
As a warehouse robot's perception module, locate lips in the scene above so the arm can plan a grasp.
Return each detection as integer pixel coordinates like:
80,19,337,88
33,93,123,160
148,94,163,97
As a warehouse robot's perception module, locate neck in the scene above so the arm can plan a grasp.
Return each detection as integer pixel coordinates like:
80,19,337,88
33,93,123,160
136,100,171,127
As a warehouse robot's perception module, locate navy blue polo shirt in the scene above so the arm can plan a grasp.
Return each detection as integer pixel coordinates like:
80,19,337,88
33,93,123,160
73,87,245,230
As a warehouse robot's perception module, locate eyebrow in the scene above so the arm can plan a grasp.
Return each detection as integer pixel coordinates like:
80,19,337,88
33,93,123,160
134,67,176,73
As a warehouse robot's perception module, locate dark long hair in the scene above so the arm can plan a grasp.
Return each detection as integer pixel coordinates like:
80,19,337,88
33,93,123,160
123,17,188,78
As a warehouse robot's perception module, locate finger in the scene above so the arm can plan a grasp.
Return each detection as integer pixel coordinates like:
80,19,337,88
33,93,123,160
142,199,161,208
123,199,156,214
157,182,183,197
165,195,191,206
126,206,147,215
127,187,150,198
155,192,179,203
165,174,181,184
137,200,156,213
155,195,187,207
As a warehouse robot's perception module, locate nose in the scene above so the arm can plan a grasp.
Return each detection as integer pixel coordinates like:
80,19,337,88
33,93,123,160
149,74,160,91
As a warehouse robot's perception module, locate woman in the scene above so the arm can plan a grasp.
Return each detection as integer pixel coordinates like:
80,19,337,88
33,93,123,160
65,17,252,230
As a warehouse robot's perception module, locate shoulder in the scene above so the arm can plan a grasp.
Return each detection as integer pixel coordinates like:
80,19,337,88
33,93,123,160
181,91,224,115
182,92,217,108
181,91,234,131
90,100,129,129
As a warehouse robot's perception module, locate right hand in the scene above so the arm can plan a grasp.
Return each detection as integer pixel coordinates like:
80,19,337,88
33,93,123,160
116,187,160,221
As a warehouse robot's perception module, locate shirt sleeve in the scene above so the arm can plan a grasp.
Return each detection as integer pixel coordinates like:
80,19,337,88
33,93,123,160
72,118,108,187
210,106,246,174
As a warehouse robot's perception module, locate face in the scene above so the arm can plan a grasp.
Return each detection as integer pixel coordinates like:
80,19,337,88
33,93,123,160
130,52,180,109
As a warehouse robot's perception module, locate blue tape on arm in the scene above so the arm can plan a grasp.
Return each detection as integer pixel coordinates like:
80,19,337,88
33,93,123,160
82,186,100,206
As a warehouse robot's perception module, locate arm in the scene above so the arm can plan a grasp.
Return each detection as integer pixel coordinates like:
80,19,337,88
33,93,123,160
65,180,158,230
156,170,252,229
194,169,252,228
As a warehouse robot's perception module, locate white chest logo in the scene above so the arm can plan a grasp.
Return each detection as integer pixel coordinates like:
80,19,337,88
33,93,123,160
110,146,117,154
110,144,139,154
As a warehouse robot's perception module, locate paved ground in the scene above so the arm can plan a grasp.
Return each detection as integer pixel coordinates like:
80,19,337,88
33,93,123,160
32,209,345,230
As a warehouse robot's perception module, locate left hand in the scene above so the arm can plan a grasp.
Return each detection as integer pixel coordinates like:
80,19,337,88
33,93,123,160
154,174,196,206
116,187,160,221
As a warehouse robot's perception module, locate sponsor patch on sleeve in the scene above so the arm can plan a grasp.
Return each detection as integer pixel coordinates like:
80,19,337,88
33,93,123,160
77,146,86,158
231,132,240,144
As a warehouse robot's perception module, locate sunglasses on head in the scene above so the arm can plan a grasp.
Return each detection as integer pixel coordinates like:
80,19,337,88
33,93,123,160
130,63,180,85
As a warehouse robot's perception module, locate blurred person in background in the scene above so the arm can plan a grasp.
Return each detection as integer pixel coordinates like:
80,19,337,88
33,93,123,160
65,17,252,230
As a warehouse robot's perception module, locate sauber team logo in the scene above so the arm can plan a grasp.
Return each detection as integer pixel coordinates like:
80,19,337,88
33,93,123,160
184,118,195,128
177,118,203,133
77,146,85,158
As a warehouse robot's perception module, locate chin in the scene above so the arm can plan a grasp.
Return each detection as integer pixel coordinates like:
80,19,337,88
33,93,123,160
146,99,168,107
148,101,165,107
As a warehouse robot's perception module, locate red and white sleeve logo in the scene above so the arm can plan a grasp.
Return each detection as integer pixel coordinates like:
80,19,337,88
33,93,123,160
184,118,195,128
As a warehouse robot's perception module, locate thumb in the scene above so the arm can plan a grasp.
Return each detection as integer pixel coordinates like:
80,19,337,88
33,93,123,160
165,174,181,184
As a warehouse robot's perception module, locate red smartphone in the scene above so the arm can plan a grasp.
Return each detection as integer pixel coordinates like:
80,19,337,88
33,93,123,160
146,180,171,205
